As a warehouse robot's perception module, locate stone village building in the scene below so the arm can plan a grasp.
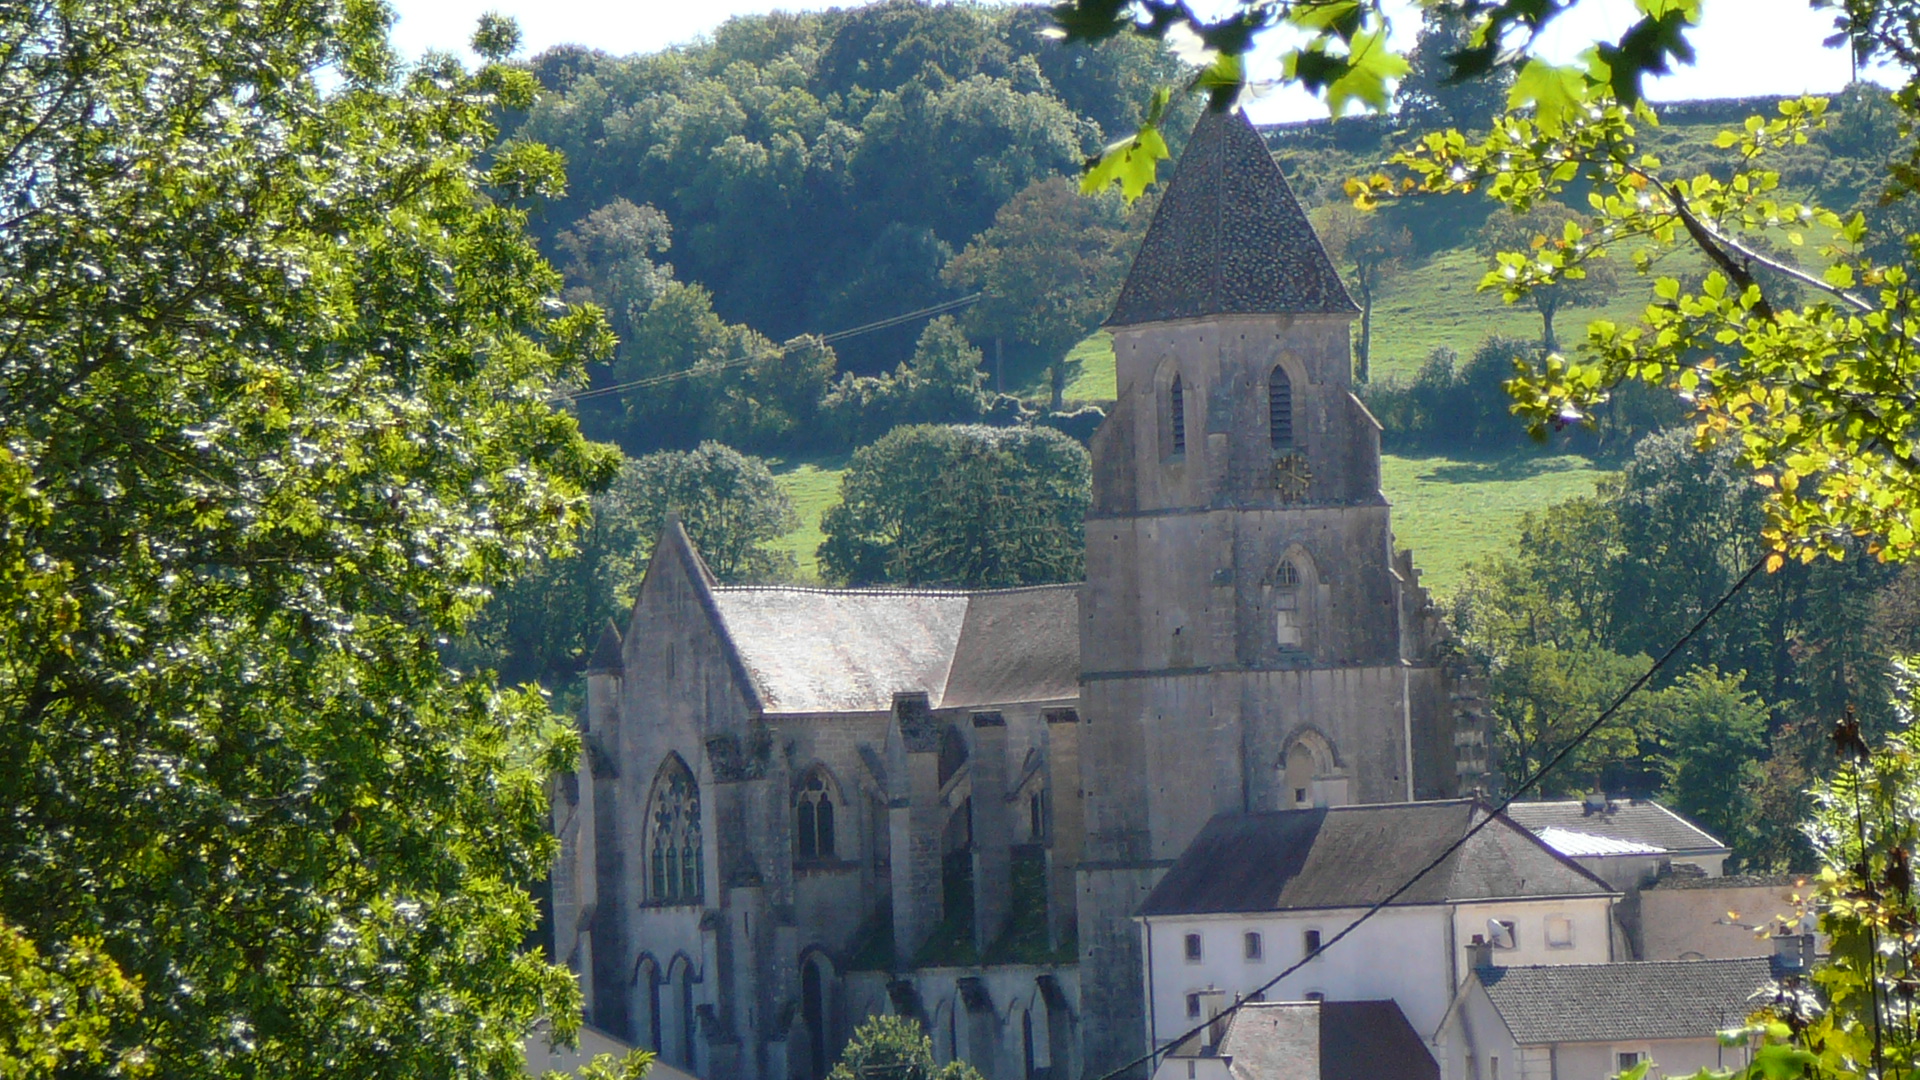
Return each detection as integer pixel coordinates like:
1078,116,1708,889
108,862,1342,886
546,107,1500,1080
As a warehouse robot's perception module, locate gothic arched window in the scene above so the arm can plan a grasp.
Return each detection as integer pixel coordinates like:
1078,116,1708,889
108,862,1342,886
647,755,702,903
1272,559,1300,588
1269,366,1294,449
795,768,838,860
1169,373,1187,455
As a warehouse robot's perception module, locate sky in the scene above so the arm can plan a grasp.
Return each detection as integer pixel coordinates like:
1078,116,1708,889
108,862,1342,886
384,0,1887,124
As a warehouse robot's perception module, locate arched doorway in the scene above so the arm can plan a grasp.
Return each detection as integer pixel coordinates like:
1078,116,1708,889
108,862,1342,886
801,954,832,1080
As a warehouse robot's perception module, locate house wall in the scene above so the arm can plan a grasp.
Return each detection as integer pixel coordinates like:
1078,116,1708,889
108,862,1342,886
1552,1037,1749,1080
1637,880,1809,960
1450,899,1614,971
1141,907,1455,1041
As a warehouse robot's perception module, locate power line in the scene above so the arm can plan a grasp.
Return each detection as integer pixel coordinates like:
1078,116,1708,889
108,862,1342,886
1093,553,1770,1080
552,293,983,404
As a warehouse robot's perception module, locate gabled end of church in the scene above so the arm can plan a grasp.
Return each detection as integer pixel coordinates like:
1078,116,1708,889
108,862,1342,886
1106,106,1357,327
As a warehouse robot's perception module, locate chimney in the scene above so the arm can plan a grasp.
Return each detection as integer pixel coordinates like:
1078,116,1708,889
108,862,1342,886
1468,934,1494,971
1583,790,1607,815
1773,930,1816,973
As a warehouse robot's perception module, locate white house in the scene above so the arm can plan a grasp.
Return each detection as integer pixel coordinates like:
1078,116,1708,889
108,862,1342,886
1134,801,1619,1048
1434,956,1783,1080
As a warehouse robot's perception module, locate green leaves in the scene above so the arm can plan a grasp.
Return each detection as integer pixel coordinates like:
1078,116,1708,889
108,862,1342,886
1507,59,1591,134
1083,86,1172,202
819,425,1089,588
0,0,606,1073
1320,27,1410,117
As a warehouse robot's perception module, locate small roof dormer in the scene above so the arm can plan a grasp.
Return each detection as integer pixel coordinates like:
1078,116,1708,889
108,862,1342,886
1106,107,1356,327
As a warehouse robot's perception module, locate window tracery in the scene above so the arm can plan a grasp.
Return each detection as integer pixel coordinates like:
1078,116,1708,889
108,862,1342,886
794,768,838,860
647,755,702,903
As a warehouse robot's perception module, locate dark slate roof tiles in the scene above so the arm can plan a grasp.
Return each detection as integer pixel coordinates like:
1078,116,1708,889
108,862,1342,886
1106,107,1356,326
1477,958,1778,1043
1139,801,1614,916
1196,1001,1437,1080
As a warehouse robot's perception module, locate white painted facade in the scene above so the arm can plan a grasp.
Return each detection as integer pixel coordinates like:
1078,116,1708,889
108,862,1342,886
1137,893,1614,1050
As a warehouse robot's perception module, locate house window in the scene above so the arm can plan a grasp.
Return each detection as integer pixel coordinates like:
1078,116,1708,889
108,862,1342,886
1184,933,1203,962
1617,1051,1646,1072
1029,790,1047,843
1303,929,1322,959
1244,932,1263,961
1268,366,1293,449
1170,374,1186,455
795,769,837,860
1545,915,1574,949
647,755,702,903
1490,919,1518,950
1490,1056,1500,1080
1186,993,1202,1019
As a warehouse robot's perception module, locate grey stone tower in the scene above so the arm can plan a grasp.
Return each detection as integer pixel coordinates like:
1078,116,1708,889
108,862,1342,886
1074,108,1466,1076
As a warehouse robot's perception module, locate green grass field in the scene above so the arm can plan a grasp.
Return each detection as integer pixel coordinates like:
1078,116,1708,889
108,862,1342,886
768,448,1611,592
767,453,850,582
1380,451,1614,590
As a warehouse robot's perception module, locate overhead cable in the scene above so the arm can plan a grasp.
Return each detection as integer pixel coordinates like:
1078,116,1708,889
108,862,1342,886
1089,553,1770,1080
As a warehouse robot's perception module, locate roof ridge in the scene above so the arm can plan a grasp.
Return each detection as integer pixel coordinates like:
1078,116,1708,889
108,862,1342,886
1489,956,1770,972
710,582,1082,598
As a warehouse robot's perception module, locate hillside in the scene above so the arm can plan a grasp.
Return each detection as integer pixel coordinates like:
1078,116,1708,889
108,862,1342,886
772,449,1612,591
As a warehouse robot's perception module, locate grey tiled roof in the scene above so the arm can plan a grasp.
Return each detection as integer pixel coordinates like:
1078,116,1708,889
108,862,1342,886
706,584,1079,715
1504,800,1729,856
941,584,1081,708
1200,1001,1436,1080
587,619,623,673
1139,801,1613,916
1106,107,1355,327
1478,958,1777,1043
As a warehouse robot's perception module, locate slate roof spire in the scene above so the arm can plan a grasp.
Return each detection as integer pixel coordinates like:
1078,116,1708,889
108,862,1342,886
1106,107,1357,326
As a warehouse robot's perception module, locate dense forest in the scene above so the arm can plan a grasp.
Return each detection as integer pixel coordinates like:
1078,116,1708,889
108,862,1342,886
476,1,1920,872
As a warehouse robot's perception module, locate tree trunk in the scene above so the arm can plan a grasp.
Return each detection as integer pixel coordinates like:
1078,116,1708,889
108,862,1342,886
1539,296,1558,352
1049,359,1065,413
995,337,1004,394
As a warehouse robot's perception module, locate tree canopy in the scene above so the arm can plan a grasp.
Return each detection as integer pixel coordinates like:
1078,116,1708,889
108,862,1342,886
819,425,1090,588
0,0,621,1072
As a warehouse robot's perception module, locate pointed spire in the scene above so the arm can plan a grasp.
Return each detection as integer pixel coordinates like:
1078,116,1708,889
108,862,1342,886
587,618,623,674
1106,108,1356,327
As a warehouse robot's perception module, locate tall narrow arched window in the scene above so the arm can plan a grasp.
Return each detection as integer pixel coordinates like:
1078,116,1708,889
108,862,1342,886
1169,373,1187,455
795,768,838,860
1268,366,1293,449
646,755,702,903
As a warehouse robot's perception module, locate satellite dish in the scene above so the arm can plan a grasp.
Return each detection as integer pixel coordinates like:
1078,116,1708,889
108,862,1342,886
1487,919,1516,950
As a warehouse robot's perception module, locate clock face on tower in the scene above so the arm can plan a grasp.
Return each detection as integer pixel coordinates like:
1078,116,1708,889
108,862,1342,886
1272,452,1312,503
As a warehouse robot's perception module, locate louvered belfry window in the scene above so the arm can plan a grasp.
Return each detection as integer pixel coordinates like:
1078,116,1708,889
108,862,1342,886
1170,374,1186,455
1269,365,1293,448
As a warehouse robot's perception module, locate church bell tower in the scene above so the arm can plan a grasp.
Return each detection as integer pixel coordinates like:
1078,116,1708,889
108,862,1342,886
1074,107,1462,1075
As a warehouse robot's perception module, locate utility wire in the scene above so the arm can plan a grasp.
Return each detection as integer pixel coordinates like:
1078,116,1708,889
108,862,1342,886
552,293,982,404
1093,553,1771,1080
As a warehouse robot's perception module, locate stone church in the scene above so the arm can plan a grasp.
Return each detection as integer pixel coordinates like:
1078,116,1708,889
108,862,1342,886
547,107,1492,1080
